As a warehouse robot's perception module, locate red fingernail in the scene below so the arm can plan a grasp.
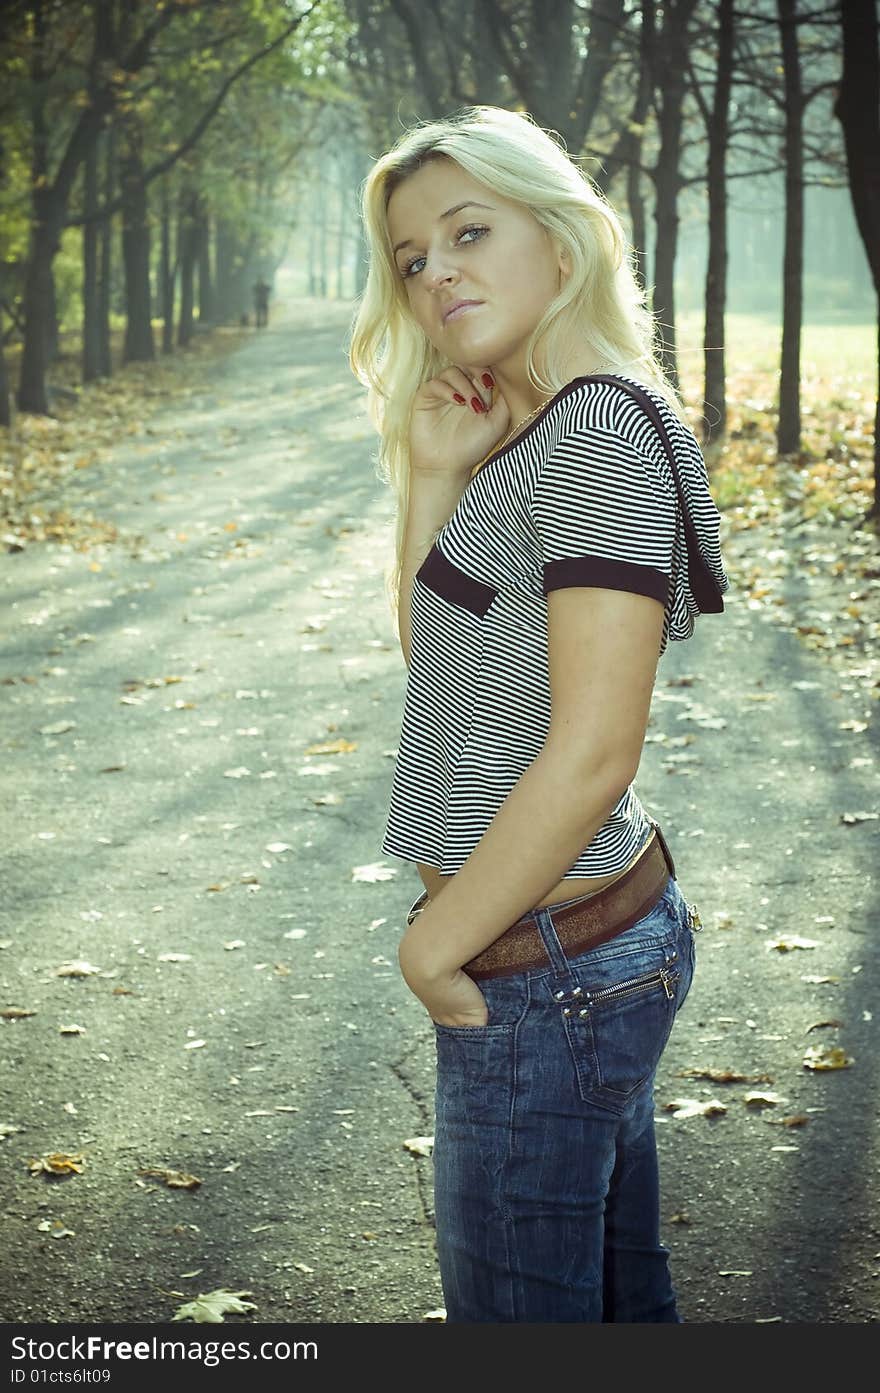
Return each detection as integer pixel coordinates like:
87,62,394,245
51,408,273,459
471,397,485,413
453,393,466,404
481,373,494,388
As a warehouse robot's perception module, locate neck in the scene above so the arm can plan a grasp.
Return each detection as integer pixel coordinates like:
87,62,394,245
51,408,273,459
489,351,613,426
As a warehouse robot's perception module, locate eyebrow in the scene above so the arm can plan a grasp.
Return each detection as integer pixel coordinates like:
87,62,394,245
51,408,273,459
392,201,495,257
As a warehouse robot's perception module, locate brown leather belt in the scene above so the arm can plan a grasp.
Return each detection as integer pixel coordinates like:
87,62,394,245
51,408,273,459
405,822,676,982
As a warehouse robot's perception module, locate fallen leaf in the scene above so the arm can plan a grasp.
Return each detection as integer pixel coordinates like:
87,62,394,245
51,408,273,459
54,961,101,977
801,974,840,985
183,1039,207,1050
40,720,76,735
158,953,193,963
59,1024,86,1035
403,1136,434,1157
765,935,818,952
743,1091,787,1108
140,1168,202,1190
304,739,357,755
719,1270,752,1277
677,1067,774,1084
803,1045,853,1070
27,1152,85,1175
1,1007,37,1020
840,811,878,824
171,1289,257,1324
265,842,292,854
805,1019,843,1033
663,1098,728,1119
0,1123,23,1140
352,862,396,883
423,1308,447,1321
36,1220,75,1239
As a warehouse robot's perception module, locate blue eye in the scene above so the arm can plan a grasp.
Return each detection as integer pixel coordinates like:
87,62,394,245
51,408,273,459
401,224,489,279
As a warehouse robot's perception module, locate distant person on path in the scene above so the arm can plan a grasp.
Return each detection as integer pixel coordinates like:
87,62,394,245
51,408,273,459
349,105,729,1323
252,278,270,328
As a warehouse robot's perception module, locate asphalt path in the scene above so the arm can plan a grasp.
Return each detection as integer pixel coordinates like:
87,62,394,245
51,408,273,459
1,297,878,1325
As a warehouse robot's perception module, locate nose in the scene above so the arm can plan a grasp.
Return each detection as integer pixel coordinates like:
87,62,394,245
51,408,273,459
424,251,459,290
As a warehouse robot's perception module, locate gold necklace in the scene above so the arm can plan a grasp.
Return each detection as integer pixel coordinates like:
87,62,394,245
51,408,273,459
469,399,549,480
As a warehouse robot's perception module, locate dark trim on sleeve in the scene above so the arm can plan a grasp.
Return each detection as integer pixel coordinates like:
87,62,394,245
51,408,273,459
543,555,669,604
417,544,499,618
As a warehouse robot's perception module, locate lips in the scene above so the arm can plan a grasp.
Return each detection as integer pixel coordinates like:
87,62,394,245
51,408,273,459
442,299,483,324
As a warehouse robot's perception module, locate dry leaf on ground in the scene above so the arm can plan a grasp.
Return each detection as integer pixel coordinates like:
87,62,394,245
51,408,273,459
352,862,396,883
678,1067,774,1084
171,1289,257,1323
663,1098,728,1120
139,1168,202,1190
27,1152,85,1175
403,1136,434,1157
803,1045,853,1070
765,936,818,952
743,1092,788,1108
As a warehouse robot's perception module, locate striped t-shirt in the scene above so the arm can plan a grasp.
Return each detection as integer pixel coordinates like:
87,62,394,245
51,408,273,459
381,373,729,878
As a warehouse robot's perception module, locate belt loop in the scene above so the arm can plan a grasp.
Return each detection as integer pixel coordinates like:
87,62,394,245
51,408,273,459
533,908,579,991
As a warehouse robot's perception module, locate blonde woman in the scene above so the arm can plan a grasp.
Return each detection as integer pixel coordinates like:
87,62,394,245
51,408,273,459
348,105,728,1323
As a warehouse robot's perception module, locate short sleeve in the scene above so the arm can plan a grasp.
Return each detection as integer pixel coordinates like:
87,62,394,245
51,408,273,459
531,420,675,604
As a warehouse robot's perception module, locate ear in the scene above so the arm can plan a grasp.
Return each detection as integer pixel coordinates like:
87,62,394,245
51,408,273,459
556,242,571,283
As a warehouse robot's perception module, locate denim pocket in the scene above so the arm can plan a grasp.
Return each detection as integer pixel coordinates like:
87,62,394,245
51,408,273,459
556,891,685,1113
433,970,531,1036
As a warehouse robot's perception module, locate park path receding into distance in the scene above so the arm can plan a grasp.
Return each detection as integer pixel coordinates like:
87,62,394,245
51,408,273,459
1,297,878,1324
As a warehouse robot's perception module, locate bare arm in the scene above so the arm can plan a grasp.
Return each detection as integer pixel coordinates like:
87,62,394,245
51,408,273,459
398,584,666,1018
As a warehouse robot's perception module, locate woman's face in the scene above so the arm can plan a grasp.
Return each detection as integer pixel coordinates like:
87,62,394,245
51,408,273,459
385,157,565,382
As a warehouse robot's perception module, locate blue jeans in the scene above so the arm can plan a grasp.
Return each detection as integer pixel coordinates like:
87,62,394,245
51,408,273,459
431,874,698,1323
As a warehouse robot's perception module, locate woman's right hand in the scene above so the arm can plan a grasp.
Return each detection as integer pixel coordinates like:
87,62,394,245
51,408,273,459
409,366,512,477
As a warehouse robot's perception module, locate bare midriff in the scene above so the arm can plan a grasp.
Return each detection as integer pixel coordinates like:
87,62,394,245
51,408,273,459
416,834,652,914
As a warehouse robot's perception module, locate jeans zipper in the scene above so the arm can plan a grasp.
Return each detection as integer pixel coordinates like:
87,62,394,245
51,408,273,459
587,964,680,1004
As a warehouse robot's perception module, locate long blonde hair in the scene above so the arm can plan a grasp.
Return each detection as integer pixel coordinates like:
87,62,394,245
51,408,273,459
347,104,683,619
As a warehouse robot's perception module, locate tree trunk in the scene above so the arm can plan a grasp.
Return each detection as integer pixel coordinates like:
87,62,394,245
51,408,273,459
0,304,10,428
160,177,174,353
702,0,734,443
121,133,155,363
317,176,328,297
352,149,369,299
97,125,114,378
18,0,53,414
336,154,349,300
777,0,803,455
215,218,235,322
177,191,197,347
833,0,880,513
196,206,214,323
83,136,101,382
651,0,697,391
